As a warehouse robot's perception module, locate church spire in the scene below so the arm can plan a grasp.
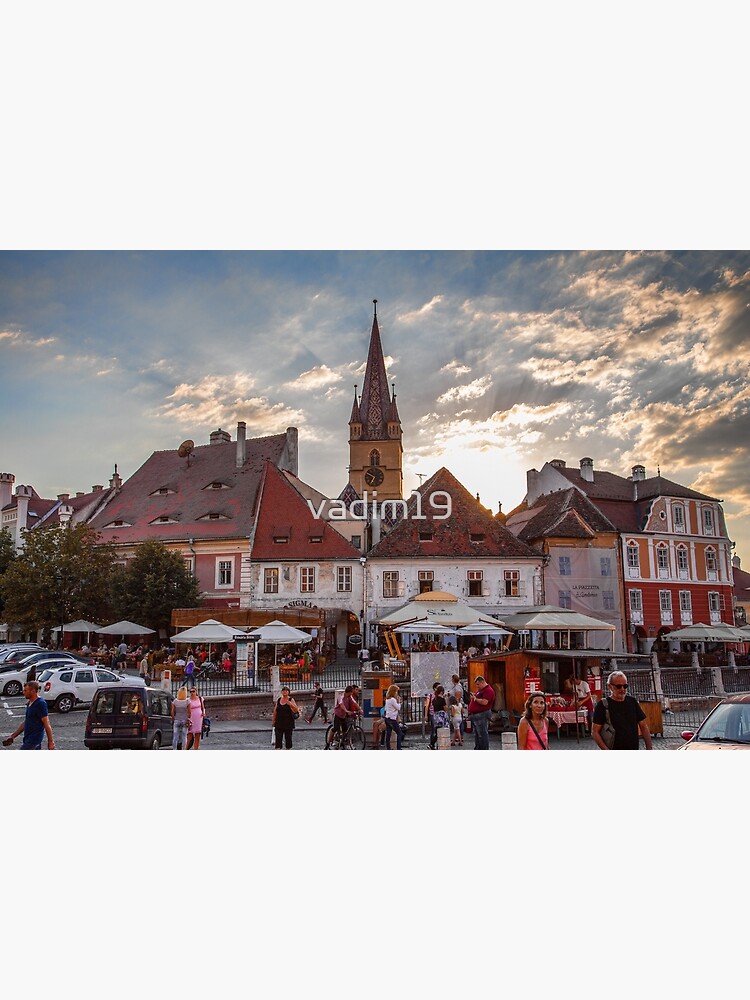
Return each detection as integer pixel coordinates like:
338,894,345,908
349,384,361,424
359,299,393,440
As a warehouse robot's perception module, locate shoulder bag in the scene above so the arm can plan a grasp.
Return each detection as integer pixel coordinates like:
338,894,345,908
600,697,616,749
527,718,547,749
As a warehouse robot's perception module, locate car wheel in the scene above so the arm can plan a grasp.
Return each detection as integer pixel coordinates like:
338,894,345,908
149,732,161,750
3,680,23,697
55,694,75,713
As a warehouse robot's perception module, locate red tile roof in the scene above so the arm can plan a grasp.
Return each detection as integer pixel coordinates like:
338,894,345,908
251,463,363,560
515,488,616,543
368,467,539,559
88,433,290,544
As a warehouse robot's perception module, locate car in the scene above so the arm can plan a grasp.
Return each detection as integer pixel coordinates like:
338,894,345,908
16,649,96,668
37,664,146,713
0,664,38,697
678,694,750,750
84,684,174,750
0,644,45,663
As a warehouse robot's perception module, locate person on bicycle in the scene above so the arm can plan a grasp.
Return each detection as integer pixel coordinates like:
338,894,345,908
333,685,358,740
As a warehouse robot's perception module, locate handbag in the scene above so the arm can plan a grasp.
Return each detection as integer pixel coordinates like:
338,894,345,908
527,718,547,749
600,698,616,749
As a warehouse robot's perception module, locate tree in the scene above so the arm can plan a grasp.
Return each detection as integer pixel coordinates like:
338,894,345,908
116,539,200,638
0,528,17,618
0,524,116,641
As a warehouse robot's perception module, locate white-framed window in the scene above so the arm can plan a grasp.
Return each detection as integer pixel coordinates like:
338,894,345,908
600,556,611,577
603,590,615,610
657,544,669,577
264,567,279,594
216,559,233,588
708,592,720,612
383,571,400,598
673,504,685,531
504,570,521,596
419,570,434,594
559,556,571,576
703,507,714,534
184,557,194,577
677,546,689,577
705,547,718,580
351,535,362,549
629,589,643,612
558,590,571,609
300,567,315,593
659,590,673,622
337,566,352,592
679,591,692,613
627,543,640,574
467,569,482,597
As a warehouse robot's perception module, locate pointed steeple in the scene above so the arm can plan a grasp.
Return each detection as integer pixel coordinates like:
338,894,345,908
359,299,393,440
349,385,361,424
386,381,401,425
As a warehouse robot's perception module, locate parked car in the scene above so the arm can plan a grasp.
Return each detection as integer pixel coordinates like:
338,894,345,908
0,664,37,697
36,664,145,713
16,649,96,668
84,685,174,750
678,694,750,750
0,644,44,663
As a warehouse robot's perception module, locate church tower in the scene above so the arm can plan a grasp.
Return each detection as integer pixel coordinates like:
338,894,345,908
349,300,403,502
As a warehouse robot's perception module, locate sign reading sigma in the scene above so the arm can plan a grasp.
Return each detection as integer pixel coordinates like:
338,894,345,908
306,490,452,521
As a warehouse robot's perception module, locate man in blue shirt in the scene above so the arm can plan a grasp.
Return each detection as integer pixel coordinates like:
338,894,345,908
2,680,56,750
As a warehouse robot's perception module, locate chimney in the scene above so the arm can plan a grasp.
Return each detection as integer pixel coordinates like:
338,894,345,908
733,554,741,570
580,457,594,482
58,503,74,527
210,428,231,445
76,492,84,498
0,473,15,510
92,485,103,492
371,507,381,547
57,493,70,502
550,459,566,469
110,464,122,491
14,486,30,551
632,464,646,482
283,427,299,477
236,421,247,468
527,469,541,506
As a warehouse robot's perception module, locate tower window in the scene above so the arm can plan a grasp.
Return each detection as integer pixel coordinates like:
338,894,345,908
369,450,381,467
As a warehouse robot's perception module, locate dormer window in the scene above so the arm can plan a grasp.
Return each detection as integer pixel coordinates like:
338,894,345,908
103,519,132,528
418,528,433,542
273,525,291,543
470,532,485,543
150,487,174,496
203,481,230,491
149,515,178,525
196,512,230,521
309,534,323,543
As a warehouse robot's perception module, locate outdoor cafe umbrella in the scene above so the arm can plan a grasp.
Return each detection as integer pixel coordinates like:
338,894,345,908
392,622,457,636
96,620,156,639
664,622,747,643
245,620,313,665
51,619,102,645
170,619,249,663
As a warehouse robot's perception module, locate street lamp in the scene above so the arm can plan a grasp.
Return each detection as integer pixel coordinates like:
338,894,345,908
360,556,367,650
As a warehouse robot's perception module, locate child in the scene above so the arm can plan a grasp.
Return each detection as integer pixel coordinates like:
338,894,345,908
449,695,463,746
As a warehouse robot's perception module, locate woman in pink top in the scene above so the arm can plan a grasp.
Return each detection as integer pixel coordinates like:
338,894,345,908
187,687,206,750
517,692,549,750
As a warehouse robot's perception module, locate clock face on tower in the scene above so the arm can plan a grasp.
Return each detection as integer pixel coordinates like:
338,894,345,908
364,466,384,488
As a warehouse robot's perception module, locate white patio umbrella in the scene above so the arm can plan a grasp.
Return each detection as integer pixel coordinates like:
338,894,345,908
664,622,746,643
392,622,457,635
96,620,156,638
51,619,102,644
245,620,313,665
170,619,249,663
455,622,513,637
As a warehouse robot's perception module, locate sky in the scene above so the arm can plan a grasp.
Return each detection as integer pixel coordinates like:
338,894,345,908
2,250,749,560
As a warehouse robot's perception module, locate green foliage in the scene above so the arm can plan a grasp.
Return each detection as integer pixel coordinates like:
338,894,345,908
0,528,17,616
116,539,200,637
0,524,116,639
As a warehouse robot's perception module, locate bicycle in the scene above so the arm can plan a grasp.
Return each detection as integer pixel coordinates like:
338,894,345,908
324,715,366,750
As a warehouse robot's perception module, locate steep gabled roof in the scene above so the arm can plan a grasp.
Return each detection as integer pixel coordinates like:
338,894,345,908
517,488,617,543
556,466,634,501
368,467,539,559
88,433,289,543
251,463,362,560
357,303,400,440
633,475,720,503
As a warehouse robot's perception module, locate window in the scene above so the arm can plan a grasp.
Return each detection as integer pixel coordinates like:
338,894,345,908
467,570,483,597
673,504,685,531
308,534,323,543
369,449,381,466
418,528,433,542
337,566,352,592
679,591,692,613
184,557,194,577
603,590,615,610
703,507,714,534
504,570,520,597
559,556,571,576
470,532,485,543
351,535,362,549
705,548,717,579
600,557,611,577
657,545,669,577
419,570,434,594
217,560,232,587
558,590,571,609
264,568,279,594
677,547,689,573
75,670,94,684
383,571,400,598
300,567,315,593
629,589,643,613
627,543,640,572
659,590,672,613
708,592,720,613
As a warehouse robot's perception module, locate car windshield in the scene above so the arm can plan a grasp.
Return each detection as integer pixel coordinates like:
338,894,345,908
697,703,750,743
93,691,118,717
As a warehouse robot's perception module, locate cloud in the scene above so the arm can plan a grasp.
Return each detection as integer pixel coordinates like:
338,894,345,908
0,328,56,348
284,364,342,391
436,376,492,404
157,373,306,433
441,360,471,376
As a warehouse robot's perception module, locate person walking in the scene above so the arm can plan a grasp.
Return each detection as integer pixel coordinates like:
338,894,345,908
468,676,495,749
2,680,56,750
517,692,549,749
449,696,464,746
117,640,128,671
384,683,403,750
272,686,300,749
187,687,206,750
184,654,196,687
432,685,450,747
171,687,190,750
306,683,328,724
139,651,149,681
592,670,653,751
425,681,440,749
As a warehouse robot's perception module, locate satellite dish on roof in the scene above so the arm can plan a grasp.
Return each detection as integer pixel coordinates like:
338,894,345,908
178,440,194,465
